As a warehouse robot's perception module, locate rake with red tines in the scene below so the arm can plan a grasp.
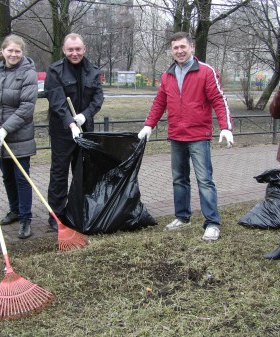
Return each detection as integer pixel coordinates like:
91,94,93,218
3,140,89,251
0,225,54,320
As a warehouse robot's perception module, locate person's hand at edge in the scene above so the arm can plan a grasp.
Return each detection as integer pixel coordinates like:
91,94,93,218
69,123,80,140
138,126,152,141
74,113,86,127
0,128,8,146
219,129,233,148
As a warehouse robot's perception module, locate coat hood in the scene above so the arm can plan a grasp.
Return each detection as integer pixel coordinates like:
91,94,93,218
0,56,36,73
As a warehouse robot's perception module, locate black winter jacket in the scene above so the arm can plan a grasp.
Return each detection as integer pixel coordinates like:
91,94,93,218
45,57,104,137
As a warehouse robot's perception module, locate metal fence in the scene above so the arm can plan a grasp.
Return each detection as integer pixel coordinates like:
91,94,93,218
34,113,278,150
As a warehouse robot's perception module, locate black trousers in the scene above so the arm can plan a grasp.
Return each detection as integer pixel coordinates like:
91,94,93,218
48,135,79,216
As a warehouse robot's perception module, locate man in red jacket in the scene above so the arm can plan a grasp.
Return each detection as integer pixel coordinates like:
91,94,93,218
138,31,233,241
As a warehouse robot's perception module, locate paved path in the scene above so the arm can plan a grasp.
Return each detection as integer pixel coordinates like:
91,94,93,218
1,144,278,243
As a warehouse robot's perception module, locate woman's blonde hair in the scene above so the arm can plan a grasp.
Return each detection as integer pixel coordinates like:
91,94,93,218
1,34,26,53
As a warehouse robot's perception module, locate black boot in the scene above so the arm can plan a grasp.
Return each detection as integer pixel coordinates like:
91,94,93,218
48,216,58,232
18,219,32,239
0,211,19,225
264,245,280,260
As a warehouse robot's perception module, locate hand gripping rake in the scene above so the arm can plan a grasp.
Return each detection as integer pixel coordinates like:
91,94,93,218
0,225,54,320
2,140,89,251
67,97,82,132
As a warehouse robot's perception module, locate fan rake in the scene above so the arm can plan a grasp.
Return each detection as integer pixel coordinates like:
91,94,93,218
2,140,89,251
0,225,54,320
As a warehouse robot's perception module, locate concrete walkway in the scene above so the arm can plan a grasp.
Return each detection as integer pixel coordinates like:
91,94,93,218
1,143,278,243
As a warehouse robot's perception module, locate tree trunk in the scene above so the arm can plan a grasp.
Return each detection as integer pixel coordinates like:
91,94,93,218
152,61,156,87
255,25,280,110
0,0,11,41
173,0,193,33
49,0,71,63
195,21,210,62
194,0,212,62
240,77,254,110
255,71,280,110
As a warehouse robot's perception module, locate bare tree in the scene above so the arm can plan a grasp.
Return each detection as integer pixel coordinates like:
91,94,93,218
240,0,280,110
206,19,233,83
238,35,262,110
208,12,263,110
80,3,130,85
45,0,96,62
194,0,251,61
135,3,169,87
137,0,252,62
0,0,41,41
10,1,96,63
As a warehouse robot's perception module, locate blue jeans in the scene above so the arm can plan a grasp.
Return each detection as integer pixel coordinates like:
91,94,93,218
1,157,32,221
171,140,220,229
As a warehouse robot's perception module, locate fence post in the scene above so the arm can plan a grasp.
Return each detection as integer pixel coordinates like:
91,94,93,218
273,119,278,145
104,116,109,131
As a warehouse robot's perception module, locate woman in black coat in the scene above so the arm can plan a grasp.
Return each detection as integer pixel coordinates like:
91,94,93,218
0,34,38,239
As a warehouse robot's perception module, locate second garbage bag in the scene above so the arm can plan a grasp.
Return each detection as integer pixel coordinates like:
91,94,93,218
64,132,158,234
238,168,280,229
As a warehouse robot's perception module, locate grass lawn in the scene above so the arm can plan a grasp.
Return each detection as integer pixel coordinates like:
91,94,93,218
1,202,280,336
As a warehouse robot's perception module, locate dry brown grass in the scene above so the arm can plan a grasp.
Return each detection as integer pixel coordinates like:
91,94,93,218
2,202,280,336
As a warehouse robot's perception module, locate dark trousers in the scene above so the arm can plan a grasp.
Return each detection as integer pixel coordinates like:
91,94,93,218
48,136,79,216
1,157,32,220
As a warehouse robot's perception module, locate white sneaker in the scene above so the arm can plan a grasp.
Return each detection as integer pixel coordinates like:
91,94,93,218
165,218,191,231
202,225,220,241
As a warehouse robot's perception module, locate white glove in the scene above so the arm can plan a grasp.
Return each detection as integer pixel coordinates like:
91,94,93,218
0,128,7,146
138,126,152,141
219,129,233,148
74,113,86,127
70,123,81,140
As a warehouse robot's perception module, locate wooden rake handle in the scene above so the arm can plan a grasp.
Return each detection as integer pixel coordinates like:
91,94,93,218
0,224,8,256
67,97,82,132
3,140,53,215
0,223,14,272
0,223,13,271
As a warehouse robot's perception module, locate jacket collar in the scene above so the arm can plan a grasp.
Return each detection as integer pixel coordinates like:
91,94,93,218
0,56,35,73
64,56,91,73
166,56,199,76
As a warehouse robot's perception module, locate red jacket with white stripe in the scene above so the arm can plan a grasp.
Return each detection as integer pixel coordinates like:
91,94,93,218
145,56,233,141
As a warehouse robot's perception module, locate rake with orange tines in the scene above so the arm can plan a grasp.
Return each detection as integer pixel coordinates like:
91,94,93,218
0,225,54,320
2,140,89,251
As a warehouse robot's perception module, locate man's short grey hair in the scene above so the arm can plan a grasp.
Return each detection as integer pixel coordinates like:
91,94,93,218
63,33,85,46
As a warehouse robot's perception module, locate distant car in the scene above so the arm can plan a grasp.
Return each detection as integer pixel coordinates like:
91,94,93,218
38,80,46,98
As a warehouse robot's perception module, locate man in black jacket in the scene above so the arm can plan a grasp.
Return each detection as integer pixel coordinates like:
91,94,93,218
44,33,104,231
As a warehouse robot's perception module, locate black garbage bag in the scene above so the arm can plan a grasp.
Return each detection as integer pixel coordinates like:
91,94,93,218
238,168,280,229
64,132,158,234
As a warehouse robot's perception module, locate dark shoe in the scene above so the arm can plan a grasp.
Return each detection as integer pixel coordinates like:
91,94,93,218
18,219,32,239
48,217,58,232
264,245,280,260
0,211,19,225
